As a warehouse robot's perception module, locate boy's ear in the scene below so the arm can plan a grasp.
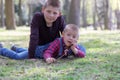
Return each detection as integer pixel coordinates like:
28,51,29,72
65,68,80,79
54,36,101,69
59,12,61,16
61,31,64,37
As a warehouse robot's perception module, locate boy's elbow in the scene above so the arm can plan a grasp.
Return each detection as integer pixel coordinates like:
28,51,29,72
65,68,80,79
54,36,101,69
77,53,85,58
77,51,86,58
81,54,86,58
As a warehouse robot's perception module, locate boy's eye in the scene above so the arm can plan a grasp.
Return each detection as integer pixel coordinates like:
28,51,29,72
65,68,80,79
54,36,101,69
53,12,57,15
47,10,51,13
73,36,76,39
67,34,71,36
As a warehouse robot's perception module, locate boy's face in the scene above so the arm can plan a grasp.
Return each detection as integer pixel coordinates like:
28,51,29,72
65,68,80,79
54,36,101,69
42,5,60,25
62,29,79,47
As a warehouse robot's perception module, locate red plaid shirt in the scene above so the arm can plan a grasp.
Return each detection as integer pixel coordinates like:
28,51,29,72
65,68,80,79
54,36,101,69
43,38,85,59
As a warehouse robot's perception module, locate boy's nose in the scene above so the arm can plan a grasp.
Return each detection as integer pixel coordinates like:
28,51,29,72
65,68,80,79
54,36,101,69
70,36,73,39
50,13,54,17
69,37,73,41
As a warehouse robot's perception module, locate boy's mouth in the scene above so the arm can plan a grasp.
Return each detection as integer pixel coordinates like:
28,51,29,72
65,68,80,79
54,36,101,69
67,41,72,45
68,40,71,43
47,18,52,21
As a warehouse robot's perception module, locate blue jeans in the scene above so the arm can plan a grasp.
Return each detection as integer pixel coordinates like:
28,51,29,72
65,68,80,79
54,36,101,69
35,44,50,59
0,47,28,60
0,45,49,60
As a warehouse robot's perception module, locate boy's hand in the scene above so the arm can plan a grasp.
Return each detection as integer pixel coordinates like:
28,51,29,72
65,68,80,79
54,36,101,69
70,40,78,54
46,58,56,64
70,39,77,49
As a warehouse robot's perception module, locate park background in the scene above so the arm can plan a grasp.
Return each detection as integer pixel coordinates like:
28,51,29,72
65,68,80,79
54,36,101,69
0,0,120,80
0,0,120,30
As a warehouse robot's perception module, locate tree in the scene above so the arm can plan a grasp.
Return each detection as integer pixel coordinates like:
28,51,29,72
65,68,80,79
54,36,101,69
68,0,81,27
114,0,120,30
5,0,16,30
115,10,120,29
103,0,109,30
96,0,110,30
0,0,4,27
27,0,43,25
81,0,88,28
18,0,22,26
63,0,70,22
92,0,97,30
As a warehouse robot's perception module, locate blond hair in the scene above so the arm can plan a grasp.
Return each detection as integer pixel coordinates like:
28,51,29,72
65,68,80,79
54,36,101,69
64,24,79,32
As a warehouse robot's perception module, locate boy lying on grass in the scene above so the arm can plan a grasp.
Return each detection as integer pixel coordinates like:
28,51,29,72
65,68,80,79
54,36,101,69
43,24,86,64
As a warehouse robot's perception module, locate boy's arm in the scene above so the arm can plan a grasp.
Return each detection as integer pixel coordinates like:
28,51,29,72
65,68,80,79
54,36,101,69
43,38,60,60
71,45,85,58
28,13,40,58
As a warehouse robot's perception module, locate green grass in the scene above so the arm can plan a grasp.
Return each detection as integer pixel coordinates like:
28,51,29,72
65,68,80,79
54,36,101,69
0,27,120,80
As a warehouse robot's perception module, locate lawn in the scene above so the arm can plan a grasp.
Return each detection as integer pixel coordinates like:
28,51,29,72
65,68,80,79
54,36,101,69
0,27,120,80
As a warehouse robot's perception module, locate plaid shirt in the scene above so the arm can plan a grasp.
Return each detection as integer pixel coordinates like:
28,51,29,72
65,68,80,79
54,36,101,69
43,38,85,59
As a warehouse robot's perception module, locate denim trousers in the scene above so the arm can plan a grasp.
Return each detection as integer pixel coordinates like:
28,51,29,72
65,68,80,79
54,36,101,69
0,47,28,60
0,44,49,60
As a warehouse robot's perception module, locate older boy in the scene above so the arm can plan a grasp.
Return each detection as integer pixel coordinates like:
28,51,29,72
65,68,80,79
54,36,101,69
0,0,66,59
29,0,66,58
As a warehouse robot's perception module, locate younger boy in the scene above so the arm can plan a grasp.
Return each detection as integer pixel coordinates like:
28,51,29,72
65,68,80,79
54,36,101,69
43,24,86,64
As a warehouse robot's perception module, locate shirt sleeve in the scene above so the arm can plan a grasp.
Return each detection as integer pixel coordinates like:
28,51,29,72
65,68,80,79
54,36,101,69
28,12,40,58
74,45,86,58
43,38,60,60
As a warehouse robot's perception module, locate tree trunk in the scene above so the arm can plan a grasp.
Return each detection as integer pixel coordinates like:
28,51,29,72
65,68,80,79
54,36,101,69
18,0,22,26
0,0,4,27
92,0,97,30
68,0,81,27
5,0,16,30
115,0,120,30
103,0,109,30
63,0,70,23
28,4,33,25
81,0,87,28
115,10,120,29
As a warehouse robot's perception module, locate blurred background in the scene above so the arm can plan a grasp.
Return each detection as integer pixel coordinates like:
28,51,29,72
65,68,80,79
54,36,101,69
0,0,120,30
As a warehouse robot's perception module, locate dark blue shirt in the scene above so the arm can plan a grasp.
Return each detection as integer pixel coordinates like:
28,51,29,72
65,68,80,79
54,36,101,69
28,12,66,58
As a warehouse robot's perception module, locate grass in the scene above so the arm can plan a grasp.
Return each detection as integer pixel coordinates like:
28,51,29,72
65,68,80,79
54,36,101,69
0,27,120,80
